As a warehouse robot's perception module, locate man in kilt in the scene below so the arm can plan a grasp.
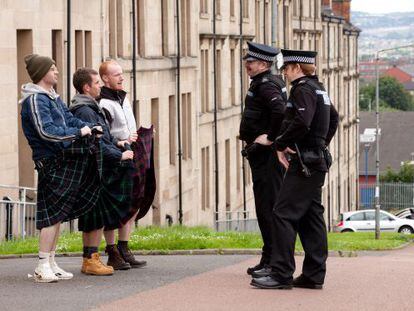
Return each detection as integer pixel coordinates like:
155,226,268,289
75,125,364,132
20,54,103,283
70,68,136,275
98,60,147,270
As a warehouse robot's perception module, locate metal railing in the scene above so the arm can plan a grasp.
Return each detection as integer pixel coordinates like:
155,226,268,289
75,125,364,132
214,210,259,232
0,184,37,240
360,182,414,211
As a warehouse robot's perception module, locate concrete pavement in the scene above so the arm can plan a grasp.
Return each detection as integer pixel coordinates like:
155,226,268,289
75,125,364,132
1,246,414,311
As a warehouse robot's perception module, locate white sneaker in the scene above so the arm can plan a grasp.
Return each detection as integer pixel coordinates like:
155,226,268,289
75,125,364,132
50,261,74,280
34,262,59,283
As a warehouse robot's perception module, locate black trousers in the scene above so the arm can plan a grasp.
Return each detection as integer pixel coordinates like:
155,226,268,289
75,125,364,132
248,145,284,265
269,161,327,284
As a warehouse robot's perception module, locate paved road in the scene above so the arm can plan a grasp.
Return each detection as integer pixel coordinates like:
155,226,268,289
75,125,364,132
1,246,414,311
0,254,252,311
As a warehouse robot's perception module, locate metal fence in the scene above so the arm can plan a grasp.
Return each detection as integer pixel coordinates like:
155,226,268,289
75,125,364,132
360,182,414,211
0,184,37,241
214,211,259,232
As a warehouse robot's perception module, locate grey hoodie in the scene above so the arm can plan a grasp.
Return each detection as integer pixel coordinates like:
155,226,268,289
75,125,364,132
20,83,59,104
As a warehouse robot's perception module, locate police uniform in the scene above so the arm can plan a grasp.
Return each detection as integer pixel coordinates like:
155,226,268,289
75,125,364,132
239,42,287,274
251,49,339,289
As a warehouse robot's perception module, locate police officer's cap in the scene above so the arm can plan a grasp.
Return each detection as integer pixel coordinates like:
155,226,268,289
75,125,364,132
243,42,280,63
280,49,317,69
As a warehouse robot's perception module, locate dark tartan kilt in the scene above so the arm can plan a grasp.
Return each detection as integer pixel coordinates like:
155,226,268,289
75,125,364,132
128,126,156,222
78,160,135,232
36,136,102,230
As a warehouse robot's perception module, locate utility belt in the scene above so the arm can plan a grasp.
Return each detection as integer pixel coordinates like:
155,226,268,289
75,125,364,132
292,145,332,177
241,142,271,159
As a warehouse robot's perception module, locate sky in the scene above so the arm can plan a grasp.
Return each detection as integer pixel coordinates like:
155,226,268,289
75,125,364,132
352,0,414,14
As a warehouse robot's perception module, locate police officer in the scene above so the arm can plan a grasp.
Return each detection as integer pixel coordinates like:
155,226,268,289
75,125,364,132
250,49,339,289
239,41,287,276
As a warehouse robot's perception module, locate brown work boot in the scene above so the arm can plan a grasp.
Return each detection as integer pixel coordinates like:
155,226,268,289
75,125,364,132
117,244,147,269
105,245,131,270
81,253,114,276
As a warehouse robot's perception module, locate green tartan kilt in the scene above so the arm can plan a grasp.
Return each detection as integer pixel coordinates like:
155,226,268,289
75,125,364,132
36,137,102,230
78,160,135,232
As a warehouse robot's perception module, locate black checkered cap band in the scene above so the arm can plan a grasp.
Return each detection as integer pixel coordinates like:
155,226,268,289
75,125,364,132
283,55,315,64
247,51,276,62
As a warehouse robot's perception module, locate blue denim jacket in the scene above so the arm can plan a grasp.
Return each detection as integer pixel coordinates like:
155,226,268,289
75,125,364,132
20,84,91,161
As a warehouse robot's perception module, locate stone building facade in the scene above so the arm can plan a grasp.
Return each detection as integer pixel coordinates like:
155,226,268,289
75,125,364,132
0,0,359,236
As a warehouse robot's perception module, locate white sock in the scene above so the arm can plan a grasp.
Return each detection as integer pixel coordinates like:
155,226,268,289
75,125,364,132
38,251,50,265
50,251,56,265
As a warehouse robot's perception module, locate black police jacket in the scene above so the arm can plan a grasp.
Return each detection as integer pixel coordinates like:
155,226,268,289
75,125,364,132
275,75,339,170
239,70,287,143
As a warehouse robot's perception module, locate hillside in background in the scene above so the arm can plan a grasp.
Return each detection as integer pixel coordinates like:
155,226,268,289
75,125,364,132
351,11,414,59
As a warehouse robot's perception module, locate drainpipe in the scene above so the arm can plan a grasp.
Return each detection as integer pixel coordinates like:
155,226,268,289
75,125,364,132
299,0,303,49
213,0,219,227
337,22,341,217
327,17,331,231
66,0,71,106
283,1,286,47
240,0,247,218
263,1,266,43
355,32,360,209
132,0,137,114
175,0,183,224
347,31,351,211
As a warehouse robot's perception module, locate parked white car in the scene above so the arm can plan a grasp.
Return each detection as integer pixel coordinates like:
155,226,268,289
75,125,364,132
334,209,414,234
394,208,414,220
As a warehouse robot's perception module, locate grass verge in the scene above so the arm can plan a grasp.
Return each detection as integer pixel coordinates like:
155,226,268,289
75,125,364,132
0,226,412,255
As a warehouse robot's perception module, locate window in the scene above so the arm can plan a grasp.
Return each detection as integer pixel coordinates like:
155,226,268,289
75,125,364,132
200,0,208,14
75,30,84,69
109,0,124,58
151,98,159,169
216,49,222,108
216,0,221,16
201,146,210,210
52,30,63,95
236,139,241,190
182,93,192,159
200,46,210,113
17,29,34,188
161,0,169,56
255,1,260,42
264,1,270,44
181,0,191,56
230,0,235,18
225,139,231,210
85,31,92,67
136,0,145,56
242,0,249,18
230,47,236,105
348,212,364,221
75,30,93,69
169,95,176,165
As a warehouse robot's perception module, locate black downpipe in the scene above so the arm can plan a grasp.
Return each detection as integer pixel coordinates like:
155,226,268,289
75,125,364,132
355,33,360,209
327,19,331,231
299,0,303,49
313,0,317,49
175,0,183,224
132,0,137,114
240,0,247,218
337,23,341,217
66,0,73,232
347,32,351,211
66,0,71,106
213,1,219,227
283,3,286,47
263,1,266,43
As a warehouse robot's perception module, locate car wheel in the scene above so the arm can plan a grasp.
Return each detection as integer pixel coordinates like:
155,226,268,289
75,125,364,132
398,226,414,234
341,229,354,233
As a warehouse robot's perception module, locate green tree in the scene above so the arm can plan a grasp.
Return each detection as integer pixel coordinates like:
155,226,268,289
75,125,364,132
359,76,414,111
380,162,414,183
